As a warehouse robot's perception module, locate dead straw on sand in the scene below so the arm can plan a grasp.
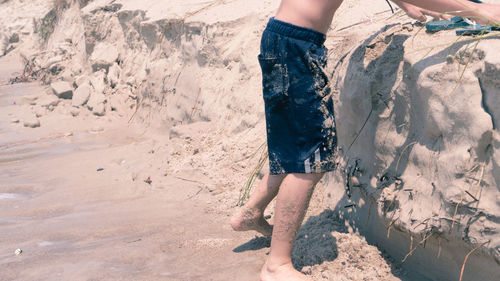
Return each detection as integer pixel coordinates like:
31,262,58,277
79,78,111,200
237,144,268,206
449,163,485,230
395,141,417,172
473,164,484,209
363,198,374,229
402,231,434,262
450,193,463,233
445,36,482,98
458,241,489,281
437,237,442,258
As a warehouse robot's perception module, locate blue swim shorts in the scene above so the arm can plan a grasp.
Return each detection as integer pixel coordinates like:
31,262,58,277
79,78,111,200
259,18,337,175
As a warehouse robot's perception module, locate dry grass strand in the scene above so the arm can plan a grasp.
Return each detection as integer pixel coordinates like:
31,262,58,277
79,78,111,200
402,231,433,262
459,241,489,281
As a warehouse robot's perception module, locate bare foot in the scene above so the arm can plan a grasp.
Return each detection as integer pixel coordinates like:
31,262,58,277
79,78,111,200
230,207,273,237
260,261,312,281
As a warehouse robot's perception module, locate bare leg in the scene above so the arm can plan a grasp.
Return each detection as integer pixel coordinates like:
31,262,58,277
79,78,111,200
231,173,286,237
261,172,324,281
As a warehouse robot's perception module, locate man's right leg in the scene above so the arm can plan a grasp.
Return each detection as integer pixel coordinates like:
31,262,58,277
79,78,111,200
231,172,286,237
261,172,324,281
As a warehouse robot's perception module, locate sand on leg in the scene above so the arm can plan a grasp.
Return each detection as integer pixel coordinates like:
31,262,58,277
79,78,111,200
260,172,323,281
230,173,286,237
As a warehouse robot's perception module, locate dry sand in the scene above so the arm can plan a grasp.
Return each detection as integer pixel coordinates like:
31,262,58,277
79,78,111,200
1,0,499,280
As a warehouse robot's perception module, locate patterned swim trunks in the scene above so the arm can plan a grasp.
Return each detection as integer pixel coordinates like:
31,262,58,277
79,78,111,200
259,17,337,174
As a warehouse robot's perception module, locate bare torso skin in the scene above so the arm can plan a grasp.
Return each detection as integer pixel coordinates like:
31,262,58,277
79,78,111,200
275,0,344,34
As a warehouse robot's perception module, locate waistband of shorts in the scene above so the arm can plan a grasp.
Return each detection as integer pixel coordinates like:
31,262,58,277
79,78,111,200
265,17,326,46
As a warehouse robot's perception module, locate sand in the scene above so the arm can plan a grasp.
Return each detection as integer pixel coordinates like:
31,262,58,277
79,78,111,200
1,0,499,280
0,53,408,281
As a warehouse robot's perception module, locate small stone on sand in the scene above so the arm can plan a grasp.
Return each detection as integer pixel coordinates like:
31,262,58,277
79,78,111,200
23,115,40,128
92,102,106,116
72,82,92,107
70,107,80,117
51,81,73,99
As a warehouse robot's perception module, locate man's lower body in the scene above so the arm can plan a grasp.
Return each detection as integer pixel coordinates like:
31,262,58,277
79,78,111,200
231,18,337,281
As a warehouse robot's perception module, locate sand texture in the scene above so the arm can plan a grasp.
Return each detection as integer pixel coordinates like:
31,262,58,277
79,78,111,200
1,0,499,280
331,22,500,281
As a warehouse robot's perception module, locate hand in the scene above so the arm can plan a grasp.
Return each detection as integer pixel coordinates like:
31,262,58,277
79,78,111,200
404,5,451,22
395,0,451,22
